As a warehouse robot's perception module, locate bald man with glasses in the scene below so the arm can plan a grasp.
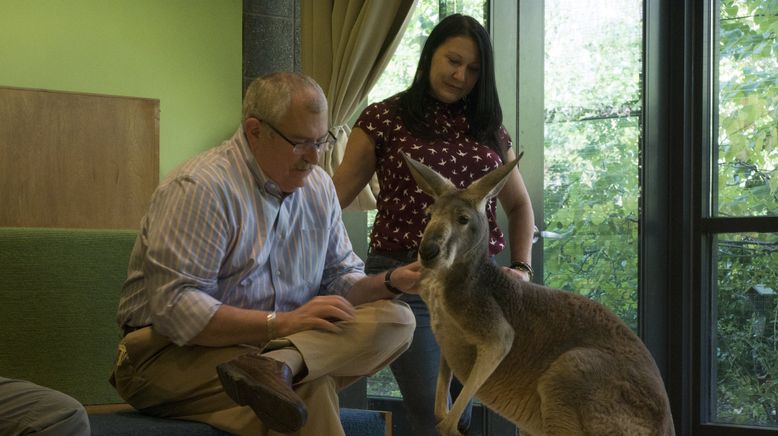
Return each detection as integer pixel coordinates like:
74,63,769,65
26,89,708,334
111,72,419,436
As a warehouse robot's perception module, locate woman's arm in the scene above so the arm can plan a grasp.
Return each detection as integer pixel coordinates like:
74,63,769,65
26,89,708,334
497,147,536,281
332,127,378,209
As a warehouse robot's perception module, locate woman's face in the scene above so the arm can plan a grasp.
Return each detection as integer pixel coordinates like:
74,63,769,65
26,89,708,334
428,35,481,104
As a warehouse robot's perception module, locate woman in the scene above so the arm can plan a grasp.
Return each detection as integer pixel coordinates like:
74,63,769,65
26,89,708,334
333,14,535,434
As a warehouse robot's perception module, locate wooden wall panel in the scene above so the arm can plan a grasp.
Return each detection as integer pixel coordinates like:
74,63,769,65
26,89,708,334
0,87,159,229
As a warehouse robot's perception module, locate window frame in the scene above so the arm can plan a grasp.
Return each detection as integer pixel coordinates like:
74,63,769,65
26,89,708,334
646,0,778,434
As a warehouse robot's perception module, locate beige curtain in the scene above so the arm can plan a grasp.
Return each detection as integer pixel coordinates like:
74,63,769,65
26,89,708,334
302,0,417,210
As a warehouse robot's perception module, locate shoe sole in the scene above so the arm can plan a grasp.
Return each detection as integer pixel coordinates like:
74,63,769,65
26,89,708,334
216,362,308,433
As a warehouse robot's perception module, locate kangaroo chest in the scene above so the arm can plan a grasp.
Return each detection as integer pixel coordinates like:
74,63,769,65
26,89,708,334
420,274,479,369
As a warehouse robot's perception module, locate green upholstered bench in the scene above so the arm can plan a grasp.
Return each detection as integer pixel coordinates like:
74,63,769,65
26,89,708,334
0,227,390,435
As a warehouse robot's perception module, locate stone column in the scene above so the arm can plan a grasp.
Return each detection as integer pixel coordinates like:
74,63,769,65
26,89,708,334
243,0,301,94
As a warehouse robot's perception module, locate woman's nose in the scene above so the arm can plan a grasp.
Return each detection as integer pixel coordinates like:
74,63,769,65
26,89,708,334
452,66,467,82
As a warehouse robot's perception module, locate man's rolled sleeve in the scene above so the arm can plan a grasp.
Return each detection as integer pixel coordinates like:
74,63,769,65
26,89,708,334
142,177,230,345
151,288,222,346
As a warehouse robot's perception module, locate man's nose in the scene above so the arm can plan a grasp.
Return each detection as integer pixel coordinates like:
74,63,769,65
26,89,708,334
302,145,321,162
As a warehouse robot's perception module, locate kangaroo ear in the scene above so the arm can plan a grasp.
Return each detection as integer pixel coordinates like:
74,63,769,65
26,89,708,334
462,158,519,209
402,153,457,198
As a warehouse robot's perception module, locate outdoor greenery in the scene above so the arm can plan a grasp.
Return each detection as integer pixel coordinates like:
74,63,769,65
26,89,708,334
543,0,642,331
365,0,778,428
717,0,778,217
712,0,778,426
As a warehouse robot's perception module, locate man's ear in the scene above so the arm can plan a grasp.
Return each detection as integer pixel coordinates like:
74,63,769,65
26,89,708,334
243,117,261,140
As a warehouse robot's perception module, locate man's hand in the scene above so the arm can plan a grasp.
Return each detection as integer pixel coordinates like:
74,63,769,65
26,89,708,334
274,295,355,337
391,261,422,294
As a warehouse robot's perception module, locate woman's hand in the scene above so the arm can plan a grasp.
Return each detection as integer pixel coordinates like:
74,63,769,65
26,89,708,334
502,266,531,282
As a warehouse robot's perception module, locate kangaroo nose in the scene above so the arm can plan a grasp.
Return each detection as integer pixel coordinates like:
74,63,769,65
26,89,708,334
419,242,440,261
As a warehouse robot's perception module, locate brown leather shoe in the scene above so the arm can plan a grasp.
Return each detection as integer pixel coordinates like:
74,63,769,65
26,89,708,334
216,354,308,433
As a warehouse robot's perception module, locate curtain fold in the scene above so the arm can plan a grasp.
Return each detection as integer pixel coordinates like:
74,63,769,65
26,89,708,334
302,0,417,210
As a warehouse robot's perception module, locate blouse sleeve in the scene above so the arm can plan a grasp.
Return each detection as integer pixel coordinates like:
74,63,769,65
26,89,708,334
497,125,513,152
354,99,398,157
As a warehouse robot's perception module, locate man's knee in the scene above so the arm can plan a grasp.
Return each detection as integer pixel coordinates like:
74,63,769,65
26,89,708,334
361,299,415,340
351,299,416,357
0,378,90,436
360,298,415,327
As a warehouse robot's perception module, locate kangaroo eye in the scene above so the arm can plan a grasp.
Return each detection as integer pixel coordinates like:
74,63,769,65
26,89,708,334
457,215,469,225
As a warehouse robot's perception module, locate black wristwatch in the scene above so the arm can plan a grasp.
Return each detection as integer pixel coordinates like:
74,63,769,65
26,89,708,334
384,268,403,295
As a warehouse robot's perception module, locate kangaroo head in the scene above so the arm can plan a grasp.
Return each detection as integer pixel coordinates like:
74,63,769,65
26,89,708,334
402,153,519,270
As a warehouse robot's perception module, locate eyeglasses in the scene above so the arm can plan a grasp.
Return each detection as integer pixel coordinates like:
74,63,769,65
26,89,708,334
262,121,336,155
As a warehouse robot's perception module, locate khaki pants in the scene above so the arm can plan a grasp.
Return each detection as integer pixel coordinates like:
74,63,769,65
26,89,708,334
110,299,414,436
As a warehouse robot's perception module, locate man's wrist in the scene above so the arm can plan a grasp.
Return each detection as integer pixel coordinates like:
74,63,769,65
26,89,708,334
266,311,277,339
384,268,404,295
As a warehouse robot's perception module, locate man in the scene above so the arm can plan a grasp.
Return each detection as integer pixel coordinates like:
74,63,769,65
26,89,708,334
0,377,90,436
111,72,418,435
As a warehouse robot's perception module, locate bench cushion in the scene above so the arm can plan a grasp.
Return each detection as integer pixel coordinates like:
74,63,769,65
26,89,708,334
89,408,389,436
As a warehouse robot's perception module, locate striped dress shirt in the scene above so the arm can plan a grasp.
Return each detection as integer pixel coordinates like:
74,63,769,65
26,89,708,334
117,126,365,346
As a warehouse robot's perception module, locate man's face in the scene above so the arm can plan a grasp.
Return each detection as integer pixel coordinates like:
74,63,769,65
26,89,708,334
248,97,328,193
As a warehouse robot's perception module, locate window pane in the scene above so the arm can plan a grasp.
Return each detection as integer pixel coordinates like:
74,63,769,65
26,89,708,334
712,232,778,426
543,0,642,329
716,0,778,217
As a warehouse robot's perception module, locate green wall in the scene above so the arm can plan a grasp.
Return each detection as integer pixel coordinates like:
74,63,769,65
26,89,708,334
0,0,242,177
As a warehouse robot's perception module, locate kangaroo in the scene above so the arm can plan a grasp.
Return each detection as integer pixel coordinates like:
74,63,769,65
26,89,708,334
403,153,675,436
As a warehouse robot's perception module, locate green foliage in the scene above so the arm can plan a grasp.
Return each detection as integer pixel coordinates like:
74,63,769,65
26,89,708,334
542,0,642,329
543,117,640,329
713,0,778,425
715,234,778,425
718,0,778,216
367,366,403,398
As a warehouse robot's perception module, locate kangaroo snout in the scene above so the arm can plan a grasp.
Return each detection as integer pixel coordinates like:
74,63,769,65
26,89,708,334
419,240,440,263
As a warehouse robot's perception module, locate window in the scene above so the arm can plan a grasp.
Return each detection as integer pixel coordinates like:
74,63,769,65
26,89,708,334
542,0,643,329
705,0,778,428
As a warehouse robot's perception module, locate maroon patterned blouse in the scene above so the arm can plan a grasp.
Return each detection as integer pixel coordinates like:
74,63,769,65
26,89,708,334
355,93,511,256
